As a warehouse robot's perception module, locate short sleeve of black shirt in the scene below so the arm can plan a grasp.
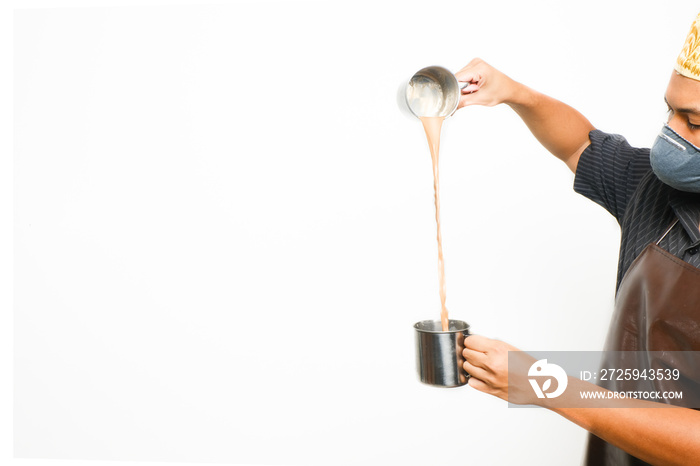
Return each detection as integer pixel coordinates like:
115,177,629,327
574,129,652,223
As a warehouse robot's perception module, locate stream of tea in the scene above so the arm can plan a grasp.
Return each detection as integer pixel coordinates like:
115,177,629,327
420,116,449,331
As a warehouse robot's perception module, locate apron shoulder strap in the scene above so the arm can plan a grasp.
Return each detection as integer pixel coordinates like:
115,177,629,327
656,218,680,246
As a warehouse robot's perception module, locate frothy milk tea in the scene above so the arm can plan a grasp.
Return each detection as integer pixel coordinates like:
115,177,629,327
420,116,449,332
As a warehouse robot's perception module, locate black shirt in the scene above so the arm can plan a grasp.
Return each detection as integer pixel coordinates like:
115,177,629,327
573,129,700,292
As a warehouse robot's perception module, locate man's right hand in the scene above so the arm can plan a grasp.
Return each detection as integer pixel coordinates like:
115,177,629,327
455,58,520,109
454,57,594,173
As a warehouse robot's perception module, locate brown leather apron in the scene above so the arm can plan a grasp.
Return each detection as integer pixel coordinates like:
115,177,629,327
585,219,700,465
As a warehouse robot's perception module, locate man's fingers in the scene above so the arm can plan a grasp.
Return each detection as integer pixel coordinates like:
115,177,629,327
462,347,489,369
458,91,487,109
455,57,485,80
463,334,492,352
455,62,484,88
467,375,491,393
463,359,490,381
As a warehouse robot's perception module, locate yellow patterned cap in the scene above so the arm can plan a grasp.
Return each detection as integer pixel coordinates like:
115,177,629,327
675,12,700,81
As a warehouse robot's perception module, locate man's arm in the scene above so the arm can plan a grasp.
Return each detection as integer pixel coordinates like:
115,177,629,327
463,335,700,466
548,378,700,466
456,58,595,173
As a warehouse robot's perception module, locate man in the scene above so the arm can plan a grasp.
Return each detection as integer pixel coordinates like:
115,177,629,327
456,12,700,466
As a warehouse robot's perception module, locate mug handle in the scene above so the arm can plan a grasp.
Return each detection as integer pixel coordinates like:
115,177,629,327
460,331,472,383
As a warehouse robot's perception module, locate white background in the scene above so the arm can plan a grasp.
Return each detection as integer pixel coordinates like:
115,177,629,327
5,1,700,465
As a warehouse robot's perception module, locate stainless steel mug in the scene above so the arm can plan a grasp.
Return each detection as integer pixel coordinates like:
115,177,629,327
414,319,471,387
398,65,469,119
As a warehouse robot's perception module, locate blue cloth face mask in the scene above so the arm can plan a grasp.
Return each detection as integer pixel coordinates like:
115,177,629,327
650,124,700,193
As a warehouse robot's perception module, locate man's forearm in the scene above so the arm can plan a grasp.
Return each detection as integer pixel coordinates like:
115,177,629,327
543,379,700,465
506,83,594,173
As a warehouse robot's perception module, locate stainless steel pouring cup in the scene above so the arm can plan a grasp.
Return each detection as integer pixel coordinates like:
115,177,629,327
398,66,469,119
414,319,471,387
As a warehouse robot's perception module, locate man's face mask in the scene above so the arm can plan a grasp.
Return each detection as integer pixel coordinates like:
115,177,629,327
650,124,700,193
